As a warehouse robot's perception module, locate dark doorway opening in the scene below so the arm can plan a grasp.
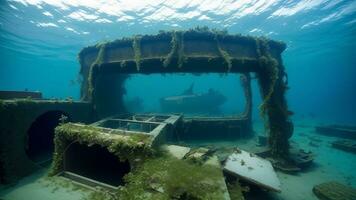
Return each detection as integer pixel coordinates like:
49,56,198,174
25,111,69,165
64,143,131,187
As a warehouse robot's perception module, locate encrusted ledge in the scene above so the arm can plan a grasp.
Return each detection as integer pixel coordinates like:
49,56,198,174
49,122,154,176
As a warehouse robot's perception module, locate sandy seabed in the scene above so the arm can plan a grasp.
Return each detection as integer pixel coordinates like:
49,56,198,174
0,118,355,200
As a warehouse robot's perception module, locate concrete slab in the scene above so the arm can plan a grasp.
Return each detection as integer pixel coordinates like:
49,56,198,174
224,149,281,192
164,145,191,159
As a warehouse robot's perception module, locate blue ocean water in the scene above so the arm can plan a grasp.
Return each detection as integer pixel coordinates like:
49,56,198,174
0,0,355,124
1,1,356,200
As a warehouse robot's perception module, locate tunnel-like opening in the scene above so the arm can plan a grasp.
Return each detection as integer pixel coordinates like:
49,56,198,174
64,142,131,187
25,110,69,165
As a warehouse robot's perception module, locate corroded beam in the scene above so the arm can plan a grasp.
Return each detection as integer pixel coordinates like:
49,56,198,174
78,29,286,101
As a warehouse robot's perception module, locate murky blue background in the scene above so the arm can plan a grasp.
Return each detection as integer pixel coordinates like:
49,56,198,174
0,0,355,123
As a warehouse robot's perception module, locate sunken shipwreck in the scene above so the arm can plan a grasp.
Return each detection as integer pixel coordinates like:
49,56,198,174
0,28,355,200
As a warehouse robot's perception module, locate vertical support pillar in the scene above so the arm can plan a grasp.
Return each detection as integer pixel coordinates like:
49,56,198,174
258,62,293,159
240,73,252,130
93,73,128,119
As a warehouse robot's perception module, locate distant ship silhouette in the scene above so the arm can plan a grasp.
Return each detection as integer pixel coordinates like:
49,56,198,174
160,83,226,114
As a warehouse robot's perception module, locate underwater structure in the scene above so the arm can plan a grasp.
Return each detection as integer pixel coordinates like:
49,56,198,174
77,28,292,155
0,28,293,199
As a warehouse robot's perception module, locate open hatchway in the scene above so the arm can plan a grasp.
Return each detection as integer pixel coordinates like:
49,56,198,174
63,142,131,188
25,110,70,166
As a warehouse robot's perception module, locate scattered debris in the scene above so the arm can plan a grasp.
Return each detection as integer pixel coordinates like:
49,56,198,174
268,159,301,173
223,149,281,192
313,181,356,200
316,125,356,140
332,140,356,154
184,147,214,164
213,147,236,163
291,149,314,169
255,147,314,173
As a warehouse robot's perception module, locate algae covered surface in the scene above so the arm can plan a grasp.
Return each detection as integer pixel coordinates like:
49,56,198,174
49,122,229,200
50,122,153,176
106,154,226,200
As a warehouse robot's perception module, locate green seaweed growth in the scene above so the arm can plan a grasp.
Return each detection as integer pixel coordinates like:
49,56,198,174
256,37,267,57
184,147,214,165
256,38,292,158
84,188,117,200
216,36,232,71
162,31,185,68
95,43,107,66
133,36,142,71
258,56,279,119
256,38,279,119
177,32,185,68
49,123,153,176
13,97,36,105
163,31,178,67
117,154,225,200
86,66,96,101
227,180,247,200
86,43,108,101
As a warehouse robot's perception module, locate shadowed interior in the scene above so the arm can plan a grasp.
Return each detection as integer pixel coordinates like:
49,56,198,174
64,143,131,187
26,111,69,165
